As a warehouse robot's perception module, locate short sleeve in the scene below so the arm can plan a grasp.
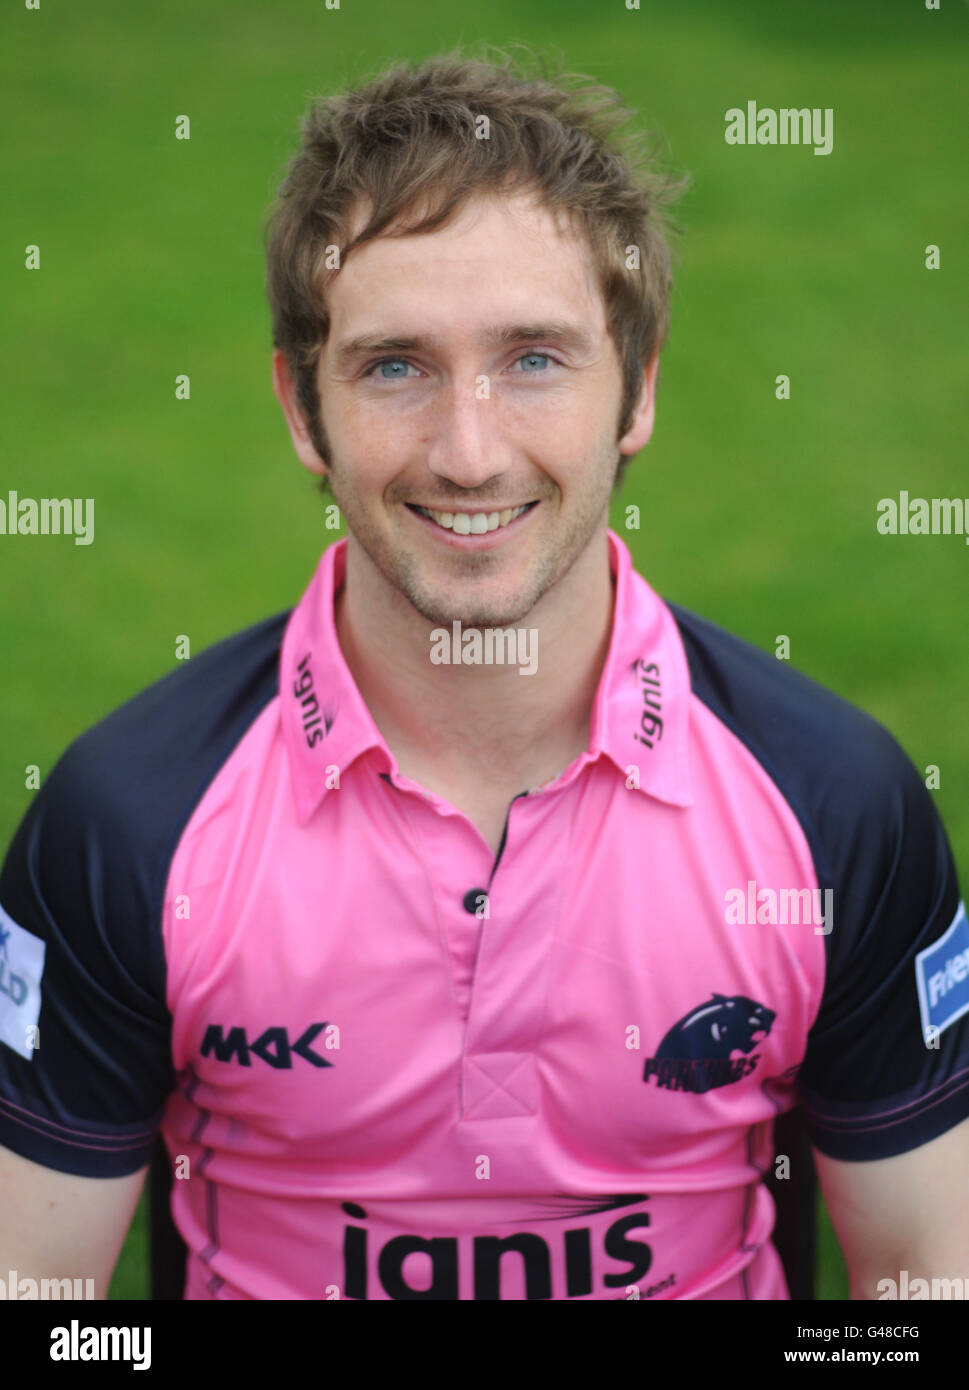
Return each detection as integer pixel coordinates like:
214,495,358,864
0,609,286,1178
669,599,969,1164
796,736,969,1161
0,730,174,1177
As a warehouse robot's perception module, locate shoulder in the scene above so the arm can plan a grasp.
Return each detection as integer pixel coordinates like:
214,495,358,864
45,607,290,832
663,603,967,1160
665,599,926,875
2,608,291,991
666,597,952,981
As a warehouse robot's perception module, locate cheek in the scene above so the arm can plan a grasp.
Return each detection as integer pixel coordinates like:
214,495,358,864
338,399,411,448
324,399,415,481
502,388,609,453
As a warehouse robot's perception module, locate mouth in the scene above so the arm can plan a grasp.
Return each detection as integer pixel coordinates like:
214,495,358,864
404,499,540,546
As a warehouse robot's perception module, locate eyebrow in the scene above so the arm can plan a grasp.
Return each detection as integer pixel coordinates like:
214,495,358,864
331,321,598,372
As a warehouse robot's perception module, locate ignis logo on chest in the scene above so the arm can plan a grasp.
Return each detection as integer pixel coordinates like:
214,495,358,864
294,653,335,747
339,1198,653,1299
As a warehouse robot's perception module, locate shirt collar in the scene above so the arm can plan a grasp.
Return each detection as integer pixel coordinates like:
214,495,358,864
280,528,694,825
589,528,694,808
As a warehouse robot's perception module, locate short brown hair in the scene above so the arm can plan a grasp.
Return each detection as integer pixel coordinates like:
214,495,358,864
264,45,689,491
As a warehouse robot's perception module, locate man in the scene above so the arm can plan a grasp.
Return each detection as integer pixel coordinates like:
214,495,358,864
1,51,967,1302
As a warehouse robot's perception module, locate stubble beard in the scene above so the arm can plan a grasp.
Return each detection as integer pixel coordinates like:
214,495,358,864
324,448,618,632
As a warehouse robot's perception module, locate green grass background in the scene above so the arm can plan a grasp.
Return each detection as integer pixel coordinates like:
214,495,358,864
1,0,966,1302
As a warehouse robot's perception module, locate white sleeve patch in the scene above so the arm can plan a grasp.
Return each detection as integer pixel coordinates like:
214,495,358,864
915,901,969,1044
0,901,46,1061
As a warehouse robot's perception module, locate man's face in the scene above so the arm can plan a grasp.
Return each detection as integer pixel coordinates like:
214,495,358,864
274,190,657,629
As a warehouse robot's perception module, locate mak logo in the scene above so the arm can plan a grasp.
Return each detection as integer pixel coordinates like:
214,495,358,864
643,993,775,1094
201,1022,335,1069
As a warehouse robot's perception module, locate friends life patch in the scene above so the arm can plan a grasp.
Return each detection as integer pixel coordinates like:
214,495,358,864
0,901,45,1061
915,901,969,1045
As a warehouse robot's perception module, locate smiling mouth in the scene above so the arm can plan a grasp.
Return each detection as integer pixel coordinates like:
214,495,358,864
405,501,538,534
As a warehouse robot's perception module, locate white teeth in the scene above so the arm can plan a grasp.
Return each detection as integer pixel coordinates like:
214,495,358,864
416,503,531,534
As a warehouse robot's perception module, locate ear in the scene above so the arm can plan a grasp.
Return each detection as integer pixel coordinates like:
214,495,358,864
271,349,329,478
617,349,661,457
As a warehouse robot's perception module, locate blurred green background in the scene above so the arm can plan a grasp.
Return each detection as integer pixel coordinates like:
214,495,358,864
1,0,966,1302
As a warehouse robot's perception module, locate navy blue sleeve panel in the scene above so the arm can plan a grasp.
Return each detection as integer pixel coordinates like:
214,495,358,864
668,601,969,1163
0,609,289,1178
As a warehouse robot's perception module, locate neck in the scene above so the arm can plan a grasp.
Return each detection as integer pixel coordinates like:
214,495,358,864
334,523,616,783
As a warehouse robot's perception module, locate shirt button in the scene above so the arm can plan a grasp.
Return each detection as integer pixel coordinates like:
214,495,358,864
463,888,488,914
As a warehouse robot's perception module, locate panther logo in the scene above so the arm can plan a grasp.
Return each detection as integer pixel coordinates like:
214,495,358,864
656,994,775,1059
643,994,776,1093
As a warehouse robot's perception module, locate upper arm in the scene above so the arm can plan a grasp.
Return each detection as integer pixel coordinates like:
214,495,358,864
0,1144,148,1298
795,735,969,1163
812,1116,969,1299
789,728,969,1295
0,731,173,1177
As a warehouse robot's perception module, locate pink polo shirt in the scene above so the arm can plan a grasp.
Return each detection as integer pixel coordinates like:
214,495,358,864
1,530,966,1299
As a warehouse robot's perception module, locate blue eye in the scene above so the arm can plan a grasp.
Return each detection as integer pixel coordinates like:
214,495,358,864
364,353,555,380
368,358,415,380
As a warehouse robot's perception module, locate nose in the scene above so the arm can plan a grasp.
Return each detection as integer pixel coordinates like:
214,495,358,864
423,376,515,492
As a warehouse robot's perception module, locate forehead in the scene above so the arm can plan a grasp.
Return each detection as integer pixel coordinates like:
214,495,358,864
325,190,605,338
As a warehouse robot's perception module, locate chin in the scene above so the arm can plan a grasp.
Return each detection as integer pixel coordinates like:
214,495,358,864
414,590,537,631
426,606,530,631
